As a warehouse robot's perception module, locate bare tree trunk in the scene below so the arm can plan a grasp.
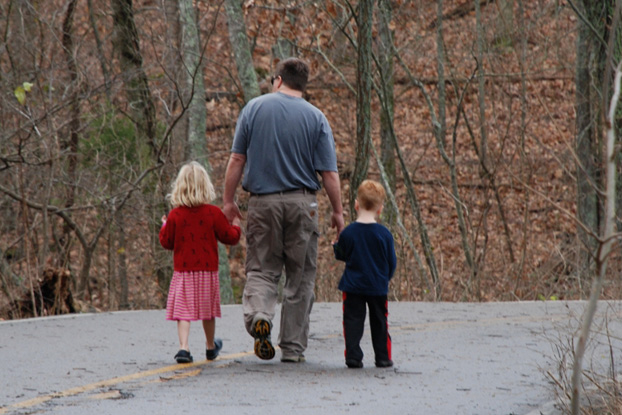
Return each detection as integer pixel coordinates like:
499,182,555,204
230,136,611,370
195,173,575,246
222,0,267,303
350,0,373,216
179,0,235,303
575,10,600,238
573,0,608,286
496,0,514,43
224,0,260,103
116,210,129,309
516,0,532,290
571,58,622,415
161,0,186,166
474,0,515,267
111,0,162,306
474,0,488,169
111,0,157,154
86,0,111,98
377,0,396,225
179,0,207,163
62,0,81,287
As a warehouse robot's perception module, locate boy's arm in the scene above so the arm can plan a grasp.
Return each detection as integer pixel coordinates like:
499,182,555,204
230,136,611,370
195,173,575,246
333,242,346,261
332,228,349,262
388,234,397,280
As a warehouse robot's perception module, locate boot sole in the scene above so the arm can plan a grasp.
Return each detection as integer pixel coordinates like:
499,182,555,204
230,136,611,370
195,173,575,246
253,320,275,360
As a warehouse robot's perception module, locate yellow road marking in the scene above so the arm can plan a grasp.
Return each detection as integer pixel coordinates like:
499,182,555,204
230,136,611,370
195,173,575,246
152,368,202,383
89,390,123,400
0,351,253,414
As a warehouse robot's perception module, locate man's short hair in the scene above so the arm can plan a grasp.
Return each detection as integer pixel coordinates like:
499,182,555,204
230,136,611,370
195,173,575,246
274,58,309,92
357,180,386,211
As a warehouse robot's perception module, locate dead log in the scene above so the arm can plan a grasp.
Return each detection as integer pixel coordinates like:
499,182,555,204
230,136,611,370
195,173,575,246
1,268,77,319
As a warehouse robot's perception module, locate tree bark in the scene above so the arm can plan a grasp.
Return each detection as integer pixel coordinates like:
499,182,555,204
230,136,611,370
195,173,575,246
222,0,265,303
377,0,397,225
475,0,515,266
111,0,157,154
574,0,608,281
350,0,373,216
115,210,129,310
571,58,622,415
496,0,514,43
224,0,260,103
179,0,208,163
179,0,235,303
61,0,81,284
87,0,111,98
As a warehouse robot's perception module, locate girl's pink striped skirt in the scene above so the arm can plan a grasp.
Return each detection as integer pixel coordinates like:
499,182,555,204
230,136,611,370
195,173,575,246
166,270,221,321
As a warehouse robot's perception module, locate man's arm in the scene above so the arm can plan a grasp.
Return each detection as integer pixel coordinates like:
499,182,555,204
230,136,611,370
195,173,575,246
223,153,246,222
320,170,345,238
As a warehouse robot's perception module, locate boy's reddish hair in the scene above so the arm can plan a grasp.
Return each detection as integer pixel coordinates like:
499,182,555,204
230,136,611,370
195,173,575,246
357,179,386,211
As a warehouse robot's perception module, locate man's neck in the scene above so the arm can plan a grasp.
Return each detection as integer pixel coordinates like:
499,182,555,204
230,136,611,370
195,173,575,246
276,87,303,98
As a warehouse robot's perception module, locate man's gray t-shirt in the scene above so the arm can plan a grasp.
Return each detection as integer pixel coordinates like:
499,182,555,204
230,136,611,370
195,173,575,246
231,92,337,195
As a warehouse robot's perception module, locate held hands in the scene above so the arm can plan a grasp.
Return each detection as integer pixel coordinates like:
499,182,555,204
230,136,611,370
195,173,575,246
161,215,167,224
331,211,345,242
232,216,241,227
223,202,242,225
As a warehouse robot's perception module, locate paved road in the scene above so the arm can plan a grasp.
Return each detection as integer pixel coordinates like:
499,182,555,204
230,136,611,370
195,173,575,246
1,301,621,415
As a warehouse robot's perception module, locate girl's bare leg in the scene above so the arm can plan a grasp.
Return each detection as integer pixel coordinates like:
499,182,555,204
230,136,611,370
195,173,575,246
202,319,215,349
177,320,191,350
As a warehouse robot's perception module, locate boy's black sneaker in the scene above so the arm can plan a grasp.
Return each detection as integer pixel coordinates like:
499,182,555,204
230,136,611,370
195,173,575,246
375,360,393,368
253,319,275,360
346,359,364,369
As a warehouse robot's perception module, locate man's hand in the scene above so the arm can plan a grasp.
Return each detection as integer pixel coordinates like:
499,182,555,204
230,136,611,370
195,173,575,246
331,211,345,240
320,170,345,240
223,152,246,224
223,202,242,224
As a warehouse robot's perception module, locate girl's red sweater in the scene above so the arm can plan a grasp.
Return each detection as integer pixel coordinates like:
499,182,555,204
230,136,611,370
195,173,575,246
159,204,241,272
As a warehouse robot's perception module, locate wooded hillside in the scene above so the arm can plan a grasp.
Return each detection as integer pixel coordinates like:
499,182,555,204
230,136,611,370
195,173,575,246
1,0,618,319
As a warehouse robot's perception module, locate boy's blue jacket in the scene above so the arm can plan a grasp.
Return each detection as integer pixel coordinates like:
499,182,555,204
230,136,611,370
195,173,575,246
333,222,397,296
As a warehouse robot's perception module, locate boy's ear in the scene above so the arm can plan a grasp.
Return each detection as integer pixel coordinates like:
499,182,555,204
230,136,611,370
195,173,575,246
377,205,384,216
354,199,359,211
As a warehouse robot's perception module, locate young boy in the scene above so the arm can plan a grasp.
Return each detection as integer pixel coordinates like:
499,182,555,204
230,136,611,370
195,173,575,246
333,179,397,369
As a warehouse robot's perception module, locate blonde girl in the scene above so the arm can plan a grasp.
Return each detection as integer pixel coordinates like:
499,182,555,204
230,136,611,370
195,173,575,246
160,161,241,363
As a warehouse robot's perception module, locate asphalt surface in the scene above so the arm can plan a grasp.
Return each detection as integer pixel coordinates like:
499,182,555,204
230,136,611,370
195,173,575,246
2,301,622,415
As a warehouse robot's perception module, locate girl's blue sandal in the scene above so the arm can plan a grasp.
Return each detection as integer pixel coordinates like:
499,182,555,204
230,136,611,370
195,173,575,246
174,349,193,363
206,338,223,360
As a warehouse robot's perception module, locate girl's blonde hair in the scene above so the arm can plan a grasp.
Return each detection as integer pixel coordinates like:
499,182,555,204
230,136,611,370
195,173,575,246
168,161,216,208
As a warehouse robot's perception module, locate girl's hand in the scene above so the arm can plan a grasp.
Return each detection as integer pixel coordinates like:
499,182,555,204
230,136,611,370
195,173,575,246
161,215,167,224
232,216,241,227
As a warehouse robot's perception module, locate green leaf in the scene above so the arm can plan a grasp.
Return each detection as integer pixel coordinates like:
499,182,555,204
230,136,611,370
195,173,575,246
22,82,33,92
14,86,26,105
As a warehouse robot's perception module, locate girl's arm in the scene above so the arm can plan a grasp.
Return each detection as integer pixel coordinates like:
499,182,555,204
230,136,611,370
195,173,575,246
214,208,242,245
159,212,175,250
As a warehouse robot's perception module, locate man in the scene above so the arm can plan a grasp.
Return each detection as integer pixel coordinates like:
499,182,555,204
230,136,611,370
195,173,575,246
223,57,344,363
